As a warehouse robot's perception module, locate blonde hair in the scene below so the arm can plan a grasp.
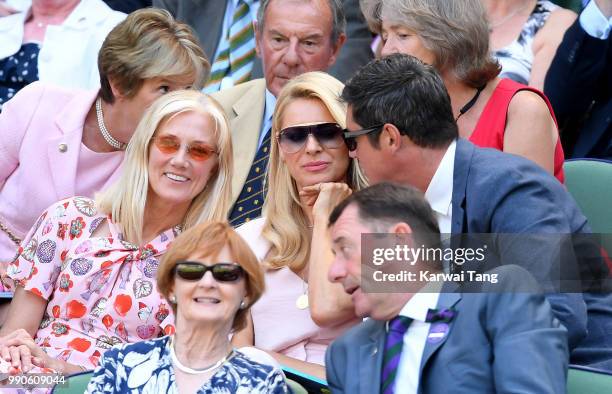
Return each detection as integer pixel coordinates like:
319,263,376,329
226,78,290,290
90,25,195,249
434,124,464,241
96,90,233,244
262,71,368,271
157,221,264,332
361,0,500,88
99,8,210,103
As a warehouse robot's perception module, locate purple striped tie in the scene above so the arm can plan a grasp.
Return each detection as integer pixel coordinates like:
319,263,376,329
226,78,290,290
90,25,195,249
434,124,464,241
381,316,413,394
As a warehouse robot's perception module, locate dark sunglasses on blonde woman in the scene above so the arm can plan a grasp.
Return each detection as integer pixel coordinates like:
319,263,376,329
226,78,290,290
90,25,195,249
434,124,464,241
174,261,244,282
277,122,346,153
153,135,217,161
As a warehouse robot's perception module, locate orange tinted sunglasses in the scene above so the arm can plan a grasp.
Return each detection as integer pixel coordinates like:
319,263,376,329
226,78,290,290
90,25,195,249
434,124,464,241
152,135,217,162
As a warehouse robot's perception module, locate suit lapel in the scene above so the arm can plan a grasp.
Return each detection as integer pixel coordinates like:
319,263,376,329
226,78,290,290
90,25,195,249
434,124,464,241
229,80,267,205
418,290,461,388
47,90,98,201
451,139,474,234
359,320,386,394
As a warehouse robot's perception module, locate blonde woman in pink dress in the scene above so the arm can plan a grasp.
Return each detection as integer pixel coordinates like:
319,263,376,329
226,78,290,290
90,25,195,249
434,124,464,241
0,90,233,390
235,72,367,379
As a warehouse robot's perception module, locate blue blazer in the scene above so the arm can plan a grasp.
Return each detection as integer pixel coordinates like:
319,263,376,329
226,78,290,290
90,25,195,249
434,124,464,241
450,139,612,369
544,19,612,159
325,266,569,394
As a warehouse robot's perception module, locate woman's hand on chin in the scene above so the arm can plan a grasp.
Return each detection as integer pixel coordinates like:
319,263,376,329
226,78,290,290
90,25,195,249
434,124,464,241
301,183,352,222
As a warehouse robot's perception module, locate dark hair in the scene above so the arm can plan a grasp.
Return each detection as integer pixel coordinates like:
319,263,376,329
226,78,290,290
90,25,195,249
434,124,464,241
257,0,346,43
329,182,441,250
341,53,458,149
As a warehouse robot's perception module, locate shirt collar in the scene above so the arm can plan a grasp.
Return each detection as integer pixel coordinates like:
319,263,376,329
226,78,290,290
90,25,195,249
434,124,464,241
264,88,276,125
424,140,456,218
397,283,442,323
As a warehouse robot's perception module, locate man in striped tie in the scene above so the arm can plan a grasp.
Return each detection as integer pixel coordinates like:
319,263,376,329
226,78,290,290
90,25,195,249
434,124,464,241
324,183,568,394
212,0,348,226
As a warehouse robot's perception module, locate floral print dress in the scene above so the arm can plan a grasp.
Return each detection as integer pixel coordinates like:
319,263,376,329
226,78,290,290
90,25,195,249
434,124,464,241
86,336,289,393
4,196,176,374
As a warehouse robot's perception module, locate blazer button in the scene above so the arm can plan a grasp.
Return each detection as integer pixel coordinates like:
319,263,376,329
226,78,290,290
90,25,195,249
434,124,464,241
372,347,378,356
58,143,68,153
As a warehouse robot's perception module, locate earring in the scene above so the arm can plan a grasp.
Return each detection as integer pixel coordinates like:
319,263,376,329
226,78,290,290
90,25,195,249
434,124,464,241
169,295,176,304
239,300,247,309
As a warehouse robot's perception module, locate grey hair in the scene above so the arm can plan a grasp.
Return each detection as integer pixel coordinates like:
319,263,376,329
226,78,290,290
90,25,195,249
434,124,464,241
360,0,500,88
257,0,346,43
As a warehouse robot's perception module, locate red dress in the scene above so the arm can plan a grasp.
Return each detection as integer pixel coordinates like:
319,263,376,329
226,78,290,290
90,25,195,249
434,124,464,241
470,78,565,183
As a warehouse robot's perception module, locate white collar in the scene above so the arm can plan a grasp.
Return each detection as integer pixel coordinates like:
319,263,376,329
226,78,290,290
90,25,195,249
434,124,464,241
12,0,115,30
424,140,456,218
397,283,441,323
264,88,277,125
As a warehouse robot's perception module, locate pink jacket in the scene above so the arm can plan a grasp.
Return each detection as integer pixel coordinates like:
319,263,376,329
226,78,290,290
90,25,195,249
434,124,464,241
0,82,124,261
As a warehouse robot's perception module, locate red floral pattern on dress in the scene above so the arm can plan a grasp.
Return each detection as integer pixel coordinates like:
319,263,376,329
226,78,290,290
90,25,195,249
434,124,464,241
5,197,176,373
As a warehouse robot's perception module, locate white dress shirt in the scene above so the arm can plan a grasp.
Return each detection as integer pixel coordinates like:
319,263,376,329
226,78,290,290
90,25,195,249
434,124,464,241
424,140,456,234
259,88,276,149
580,0,612,39
393,289,441,394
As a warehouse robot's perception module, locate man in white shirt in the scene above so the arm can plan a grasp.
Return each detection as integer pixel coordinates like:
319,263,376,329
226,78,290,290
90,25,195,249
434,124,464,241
324,182,568,394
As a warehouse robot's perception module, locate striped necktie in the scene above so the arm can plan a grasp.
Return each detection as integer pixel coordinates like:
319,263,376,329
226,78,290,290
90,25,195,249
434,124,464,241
381,316,413,394
205,0,257,92
228,129,271,226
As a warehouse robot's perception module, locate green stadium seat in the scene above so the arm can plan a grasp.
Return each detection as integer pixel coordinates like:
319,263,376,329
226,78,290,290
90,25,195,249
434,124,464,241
568,365,612,393
51,370,92,394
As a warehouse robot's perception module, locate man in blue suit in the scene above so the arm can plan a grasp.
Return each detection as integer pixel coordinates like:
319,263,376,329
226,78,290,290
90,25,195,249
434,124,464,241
325,183,568,394
341,53,612,369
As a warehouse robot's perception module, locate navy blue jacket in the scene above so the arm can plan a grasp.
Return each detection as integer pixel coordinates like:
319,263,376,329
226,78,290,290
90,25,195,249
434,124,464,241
544,18,612,159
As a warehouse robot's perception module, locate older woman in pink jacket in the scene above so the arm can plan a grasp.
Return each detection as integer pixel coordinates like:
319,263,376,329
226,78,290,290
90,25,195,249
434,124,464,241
0,9,209,288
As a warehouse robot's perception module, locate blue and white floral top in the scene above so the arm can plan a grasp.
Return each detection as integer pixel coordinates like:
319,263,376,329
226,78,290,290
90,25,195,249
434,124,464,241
86,336,289,393
493,0,558,85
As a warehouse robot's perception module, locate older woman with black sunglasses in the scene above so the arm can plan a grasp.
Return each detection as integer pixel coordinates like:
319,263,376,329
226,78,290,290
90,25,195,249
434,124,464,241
234,71,368,379
86,221,288,393
0,90,232,385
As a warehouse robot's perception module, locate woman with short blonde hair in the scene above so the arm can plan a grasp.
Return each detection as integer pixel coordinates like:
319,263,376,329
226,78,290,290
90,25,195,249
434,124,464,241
98,8,210,103
235,71,367,379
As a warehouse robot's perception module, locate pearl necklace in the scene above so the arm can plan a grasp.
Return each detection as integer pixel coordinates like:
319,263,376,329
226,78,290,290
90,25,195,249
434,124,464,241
95,97,127,150
169,336,233,375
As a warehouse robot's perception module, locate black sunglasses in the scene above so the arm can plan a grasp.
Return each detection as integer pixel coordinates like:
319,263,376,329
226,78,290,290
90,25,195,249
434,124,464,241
174,261,244,282
277,122,345,153
343,124,384,151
